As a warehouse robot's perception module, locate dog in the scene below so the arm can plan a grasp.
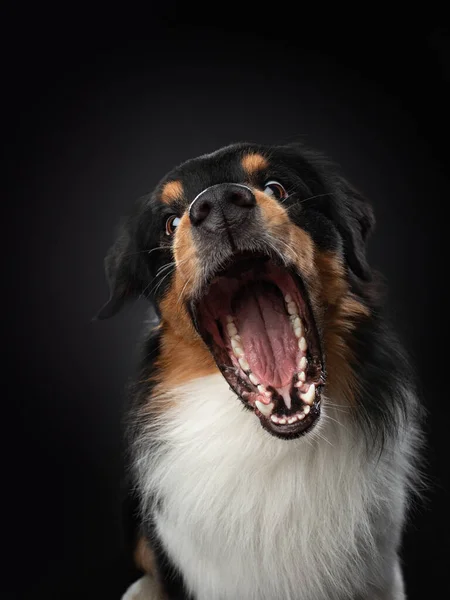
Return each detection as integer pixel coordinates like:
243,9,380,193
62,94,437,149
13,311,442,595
98,142,422,599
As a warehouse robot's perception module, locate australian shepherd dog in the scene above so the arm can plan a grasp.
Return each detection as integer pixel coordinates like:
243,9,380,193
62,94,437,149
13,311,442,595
98,142,422,600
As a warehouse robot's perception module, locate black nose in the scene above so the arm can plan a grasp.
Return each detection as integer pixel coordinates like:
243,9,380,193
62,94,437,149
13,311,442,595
189,183,256,230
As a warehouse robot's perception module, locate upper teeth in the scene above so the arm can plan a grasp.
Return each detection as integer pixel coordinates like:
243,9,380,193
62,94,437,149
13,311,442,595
249,373,259,385
227,318,244,359
287,303,297,315
284,297,307,349
238,357,250,371
227,322,238,336
231,338,242,351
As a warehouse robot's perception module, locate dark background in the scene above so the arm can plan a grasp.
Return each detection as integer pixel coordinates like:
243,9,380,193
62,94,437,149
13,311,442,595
4,8,449,599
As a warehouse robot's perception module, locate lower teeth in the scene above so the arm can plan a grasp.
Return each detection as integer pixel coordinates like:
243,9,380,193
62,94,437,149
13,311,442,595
269,405,313,424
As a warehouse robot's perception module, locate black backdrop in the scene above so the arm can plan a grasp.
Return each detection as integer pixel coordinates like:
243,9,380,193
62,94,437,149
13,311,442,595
4,9,449,600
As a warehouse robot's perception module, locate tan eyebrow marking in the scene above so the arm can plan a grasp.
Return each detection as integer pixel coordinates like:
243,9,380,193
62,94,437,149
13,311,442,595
161,180,184,204
241,153,269,177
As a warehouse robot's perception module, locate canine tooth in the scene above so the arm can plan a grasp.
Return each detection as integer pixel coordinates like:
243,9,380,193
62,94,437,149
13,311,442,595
249,373,260,385
227,323,238,336
284,294,292,303
303,405,310,415
239,357,249,371
287,415,297,424
299,356,307,370
299,337,307,352
300,383,316,405
287,303,297,315
255,400,274,416
298,371,306,382
271,415,280,423
257,384,267,394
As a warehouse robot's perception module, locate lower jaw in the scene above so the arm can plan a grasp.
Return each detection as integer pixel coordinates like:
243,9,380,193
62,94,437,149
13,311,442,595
258,407,321,439
233,381,322,439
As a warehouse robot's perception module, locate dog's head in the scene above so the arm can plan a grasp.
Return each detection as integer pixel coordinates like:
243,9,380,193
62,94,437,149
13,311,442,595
98,142,375,440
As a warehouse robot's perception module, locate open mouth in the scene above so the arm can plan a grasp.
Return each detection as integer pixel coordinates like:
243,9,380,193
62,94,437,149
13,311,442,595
191,254,325,439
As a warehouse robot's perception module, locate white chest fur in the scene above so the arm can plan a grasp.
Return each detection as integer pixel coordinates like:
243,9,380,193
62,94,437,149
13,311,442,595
135,374,405,600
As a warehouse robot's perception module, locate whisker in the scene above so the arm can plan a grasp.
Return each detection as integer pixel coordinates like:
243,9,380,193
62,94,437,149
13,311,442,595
139,281,154,300
147,246,171,256
176,274,194,308
322,413,347,429
155,256,190,279
323,402,352,413
155,261,177,278
149,256,192,299
298,192,333,205
310,429,334,447
283,191,334,210
122,245,171,259
279,192,298,204
264,235,295,260
151,269,176,297
264,239,288,266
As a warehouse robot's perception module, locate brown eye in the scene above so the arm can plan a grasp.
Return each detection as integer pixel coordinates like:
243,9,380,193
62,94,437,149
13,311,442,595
166,215,181,235
263,180,288,201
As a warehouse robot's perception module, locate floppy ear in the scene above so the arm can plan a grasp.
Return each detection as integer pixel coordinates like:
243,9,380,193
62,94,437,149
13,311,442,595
329,176,375,281
96,215,148,320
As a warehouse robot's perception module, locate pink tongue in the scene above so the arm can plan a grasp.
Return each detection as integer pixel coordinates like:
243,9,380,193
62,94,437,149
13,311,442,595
235,286,298,388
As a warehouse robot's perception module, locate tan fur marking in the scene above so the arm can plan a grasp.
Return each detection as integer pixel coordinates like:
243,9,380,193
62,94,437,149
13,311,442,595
255,190,316,280
134,536,156,574
149,213,218,409
134,537,168,598
241,153,268,177
314,251,370,407
161,180,184,204
154,325,217,390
